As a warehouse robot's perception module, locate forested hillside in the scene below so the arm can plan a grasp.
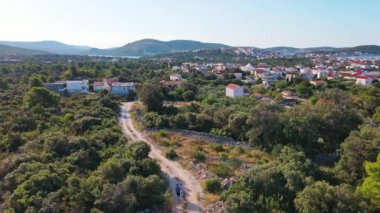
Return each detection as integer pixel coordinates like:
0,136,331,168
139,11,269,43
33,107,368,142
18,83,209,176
0,61,169,212
0,56,380,212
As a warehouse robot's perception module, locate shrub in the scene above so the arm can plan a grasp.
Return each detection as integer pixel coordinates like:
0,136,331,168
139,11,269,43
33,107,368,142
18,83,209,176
190,148,207,163
210,144,224,152
72,116,102,134
204,178,222,194
227,157,242,170
158,130,168,137
160,138,171,147
213,163,233,178
231,146,245,154
4,133,25,152
219,152,228,160
165,148,178,160
210,128,228,137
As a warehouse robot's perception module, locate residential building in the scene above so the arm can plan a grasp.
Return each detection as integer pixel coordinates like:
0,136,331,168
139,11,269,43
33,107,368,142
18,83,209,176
111,82,135,96
281,90,295,98
43,82,67,96
93,81,108,92
170,73,182,81
66,80,89,94
93,78,119,92
225,83,249,98
285,72,297,81
262,72,278,86
240,63,254,72
233,72,243,80
356,76,373,86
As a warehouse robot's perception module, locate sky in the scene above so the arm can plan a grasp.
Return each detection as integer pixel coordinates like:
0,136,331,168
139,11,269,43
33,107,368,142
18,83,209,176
0,0,379,48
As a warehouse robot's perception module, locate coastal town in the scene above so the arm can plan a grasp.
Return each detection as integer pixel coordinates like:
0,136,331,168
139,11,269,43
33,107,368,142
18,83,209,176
1,0,380,211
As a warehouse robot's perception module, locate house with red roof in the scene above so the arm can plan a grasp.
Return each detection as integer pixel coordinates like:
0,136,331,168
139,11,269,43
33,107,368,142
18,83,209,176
93,78,120,92
93,81,107,92
356,75,374,86
226,83,249,98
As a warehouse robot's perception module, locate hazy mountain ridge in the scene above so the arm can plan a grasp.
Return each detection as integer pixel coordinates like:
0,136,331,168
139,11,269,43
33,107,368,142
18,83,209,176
0,44,49,56
1,39,380,56
86,39,231,56
0,40,92,55
264,45,380,54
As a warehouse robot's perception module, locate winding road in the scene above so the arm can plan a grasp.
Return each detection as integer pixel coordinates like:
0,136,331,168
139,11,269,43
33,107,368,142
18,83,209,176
119,102,203,213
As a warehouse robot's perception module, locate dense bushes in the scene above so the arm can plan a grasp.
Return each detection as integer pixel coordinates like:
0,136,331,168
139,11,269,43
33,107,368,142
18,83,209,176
0,79,168,212
204,178,222,194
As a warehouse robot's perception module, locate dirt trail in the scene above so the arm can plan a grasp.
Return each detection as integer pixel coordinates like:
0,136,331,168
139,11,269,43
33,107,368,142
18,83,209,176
119,102,203,213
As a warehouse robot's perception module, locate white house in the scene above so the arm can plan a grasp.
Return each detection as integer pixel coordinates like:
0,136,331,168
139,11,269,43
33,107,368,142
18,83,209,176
111,82,135,96
256,63,271,72
226,83,249,98
170,74,182,81
240,63,254,72
93,78,119,92
285,72,297,81
66,80,89,94
172,66,181,71
316,69,329,79
93,82,108,92
262,72,279,86
233,73,243,80
356,76,373,86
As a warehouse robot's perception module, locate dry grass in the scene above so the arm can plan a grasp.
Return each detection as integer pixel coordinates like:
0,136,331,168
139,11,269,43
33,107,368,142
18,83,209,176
130,102,144,131
148,131,271,177
149,130,272,207
204,193,220,205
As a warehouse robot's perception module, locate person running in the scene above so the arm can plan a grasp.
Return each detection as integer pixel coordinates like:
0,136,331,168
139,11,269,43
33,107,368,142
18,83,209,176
175,184,181,198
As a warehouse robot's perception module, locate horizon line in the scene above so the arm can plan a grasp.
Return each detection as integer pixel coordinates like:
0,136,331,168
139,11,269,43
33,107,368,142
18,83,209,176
0,38,379,50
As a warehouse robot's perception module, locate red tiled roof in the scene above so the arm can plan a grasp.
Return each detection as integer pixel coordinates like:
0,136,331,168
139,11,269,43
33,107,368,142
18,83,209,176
255,70,266,74
227,83,240,89
356,76,372,79
105,78,119,86
93,82,104,86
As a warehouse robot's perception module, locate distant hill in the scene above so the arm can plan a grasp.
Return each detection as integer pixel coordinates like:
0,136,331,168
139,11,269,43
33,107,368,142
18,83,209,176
86,39,231,56
1,39,379,57
341,45,380,54
0,44,48,56
0,40,92,55
264,45,380,54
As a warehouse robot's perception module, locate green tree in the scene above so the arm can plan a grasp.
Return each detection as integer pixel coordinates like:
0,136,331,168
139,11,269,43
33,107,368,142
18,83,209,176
0,78,9,90
224,191,255,212
29,75,43,88
335,124,380,184
373,106,380,122
138,83,164,112
356,154,380,210
182,90,195,101
4,133,25,152
246,104,283,149
295,181,360,213
125,142,150,161
24,87,60,108
204,178,222,194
